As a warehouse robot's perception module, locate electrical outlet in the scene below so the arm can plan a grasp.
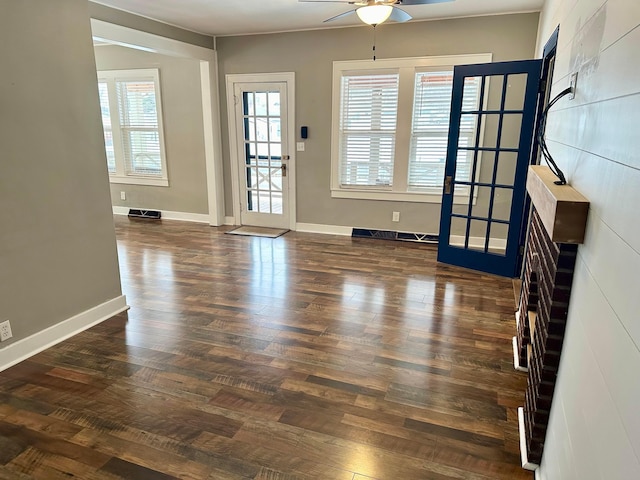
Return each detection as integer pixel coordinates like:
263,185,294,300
569,72,578,100
392,211,400,222
120,191,126,201
0,320,12,342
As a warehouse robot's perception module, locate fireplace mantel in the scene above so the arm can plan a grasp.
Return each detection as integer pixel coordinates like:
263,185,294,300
526,165,590,244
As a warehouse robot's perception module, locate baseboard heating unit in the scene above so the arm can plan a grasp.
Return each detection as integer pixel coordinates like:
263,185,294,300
128,209,161,220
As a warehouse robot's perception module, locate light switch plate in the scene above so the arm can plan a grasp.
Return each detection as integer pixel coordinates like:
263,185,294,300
296,142,305,152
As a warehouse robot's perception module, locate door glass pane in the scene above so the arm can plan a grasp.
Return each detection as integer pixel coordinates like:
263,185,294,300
255,92,268,116
500,114,523,149
244,92,254,116
471,186,492,219
492,188,513,222
452,202,468,215
271,143,282,159
449,217,468,247
268,92,280,116
481,114,501,149
486,75,504,111
269,118,281,142
247,167,257,188
504,74,527,110
271,169,282,191
468,219,488,252
271,192,283,214
247,118,256,141
488,222,508,255
258,168,270,190
249,191,258,212
462,76,482,110
256,117,269,141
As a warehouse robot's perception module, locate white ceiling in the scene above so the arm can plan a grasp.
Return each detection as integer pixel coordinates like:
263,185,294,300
92,0,544,37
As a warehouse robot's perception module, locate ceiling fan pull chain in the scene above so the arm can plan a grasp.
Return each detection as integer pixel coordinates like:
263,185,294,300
372,25,377,61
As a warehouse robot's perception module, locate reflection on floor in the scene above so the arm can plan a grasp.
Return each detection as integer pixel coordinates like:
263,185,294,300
0,216,531,480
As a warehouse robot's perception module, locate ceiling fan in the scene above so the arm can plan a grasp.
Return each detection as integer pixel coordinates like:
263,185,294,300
299,0,454,26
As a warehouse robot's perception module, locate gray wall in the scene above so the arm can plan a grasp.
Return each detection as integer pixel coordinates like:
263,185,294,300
0,0,122,345
535,1,640,478
94,45,209,215
88,1,214,49
217,13,539,233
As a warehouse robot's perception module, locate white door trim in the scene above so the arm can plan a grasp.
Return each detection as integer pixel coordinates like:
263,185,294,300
226,72,296,230
90,19,225,226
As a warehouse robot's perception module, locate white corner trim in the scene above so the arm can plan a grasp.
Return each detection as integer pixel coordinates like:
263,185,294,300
112,206,210,224
224,216,236,226
0,295,129,373
295,223,353,236
535,469,543,480
513,336,528,372
90,19,215,61
518,407,540,471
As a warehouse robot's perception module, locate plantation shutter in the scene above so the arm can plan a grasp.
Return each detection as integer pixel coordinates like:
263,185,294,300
339,73,399,187
97,81,116,174
116,79,162,176
408,72,480,190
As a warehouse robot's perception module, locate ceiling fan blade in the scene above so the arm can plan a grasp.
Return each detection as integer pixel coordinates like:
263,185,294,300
389,6,412,22
323,9,358,23
398,0,454,5
298,0,358,4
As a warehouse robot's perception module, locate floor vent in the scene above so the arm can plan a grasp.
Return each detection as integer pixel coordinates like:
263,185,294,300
352,229,438,243
128,209,162,220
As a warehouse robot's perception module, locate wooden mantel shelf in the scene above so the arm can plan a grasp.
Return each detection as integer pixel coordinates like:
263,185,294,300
526,165,590,244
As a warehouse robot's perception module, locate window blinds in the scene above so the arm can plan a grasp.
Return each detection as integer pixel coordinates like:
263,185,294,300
339,73,399,187
98,81,116,174
408,72,480,190
116,80,162,176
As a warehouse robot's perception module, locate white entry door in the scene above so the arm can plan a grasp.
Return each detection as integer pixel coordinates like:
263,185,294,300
229,77,294,229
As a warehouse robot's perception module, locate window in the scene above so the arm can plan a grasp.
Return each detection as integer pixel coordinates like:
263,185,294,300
97,69,168,186
331,54,491,202
339,73,399,187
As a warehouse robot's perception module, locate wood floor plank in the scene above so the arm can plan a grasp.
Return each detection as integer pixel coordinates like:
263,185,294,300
0,217,531,479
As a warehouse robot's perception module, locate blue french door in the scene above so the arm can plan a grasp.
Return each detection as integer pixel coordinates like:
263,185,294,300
437,59,542,277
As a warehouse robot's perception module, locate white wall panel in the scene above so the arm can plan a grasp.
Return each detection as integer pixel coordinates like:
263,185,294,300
535,0,640,478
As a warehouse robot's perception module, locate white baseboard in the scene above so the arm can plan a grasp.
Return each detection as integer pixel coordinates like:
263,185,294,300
518,407,540,471
0,295,129,373
224,216,236,226
295,223,352,236
513,336,528,372
112,206,210,224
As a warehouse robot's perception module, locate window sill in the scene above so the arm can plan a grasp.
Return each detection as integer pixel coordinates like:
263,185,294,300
109,175,169,187
331,188,473,204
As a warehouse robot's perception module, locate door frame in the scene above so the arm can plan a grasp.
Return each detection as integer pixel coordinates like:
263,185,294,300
91,19,225,226
226,72,296,229
515,26,560,275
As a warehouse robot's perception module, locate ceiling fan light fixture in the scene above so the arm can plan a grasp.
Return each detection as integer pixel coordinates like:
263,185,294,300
356,5,393,25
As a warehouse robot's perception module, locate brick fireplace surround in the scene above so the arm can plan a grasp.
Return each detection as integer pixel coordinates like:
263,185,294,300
514,166,589,470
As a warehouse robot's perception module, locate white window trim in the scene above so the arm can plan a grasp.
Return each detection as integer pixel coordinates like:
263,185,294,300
331,53,492,203
98,68,169,187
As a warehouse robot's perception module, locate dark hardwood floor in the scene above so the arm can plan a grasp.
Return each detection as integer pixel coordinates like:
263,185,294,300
0,217,532,479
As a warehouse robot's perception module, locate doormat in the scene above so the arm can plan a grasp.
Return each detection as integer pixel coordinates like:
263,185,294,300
226,226,289,238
